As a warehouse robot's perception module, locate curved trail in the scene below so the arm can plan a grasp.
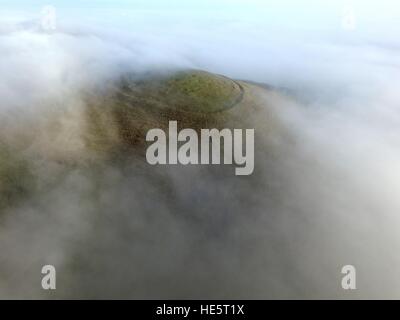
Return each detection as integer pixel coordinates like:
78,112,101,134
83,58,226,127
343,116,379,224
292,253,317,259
114,73,246,114
215,74,245,113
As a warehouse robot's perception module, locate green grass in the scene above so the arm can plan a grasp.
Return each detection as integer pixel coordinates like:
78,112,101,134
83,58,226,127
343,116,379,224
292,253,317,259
84,69,247,152
161,70,242,113
0,144,35,210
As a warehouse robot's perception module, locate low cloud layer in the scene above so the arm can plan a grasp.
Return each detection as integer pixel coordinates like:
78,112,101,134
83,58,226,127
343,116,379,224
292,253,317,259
0,1,400,299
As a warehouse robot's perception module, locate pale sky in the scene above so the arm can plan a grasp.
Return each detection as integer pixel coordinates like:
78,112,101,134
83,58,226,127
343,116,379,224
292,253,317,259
1,1,398,57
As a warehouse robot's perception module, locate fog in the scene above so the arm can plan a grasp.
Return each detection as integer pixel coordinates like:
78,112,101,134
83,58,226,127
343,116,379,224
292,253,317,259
0,0,400,299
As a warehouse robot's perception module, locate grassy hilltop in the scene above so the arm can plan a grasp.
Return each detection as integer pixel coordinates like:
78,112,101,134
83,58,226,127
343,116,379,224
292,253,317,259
85,69,254,153
0,69,261,210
